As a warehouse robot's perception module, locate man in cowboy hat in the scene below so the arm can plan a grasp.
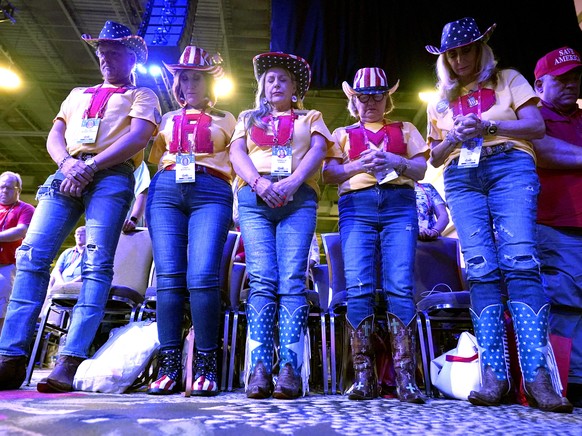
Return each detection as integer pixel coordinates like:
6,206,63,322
0,20,161,393
532,46,582,408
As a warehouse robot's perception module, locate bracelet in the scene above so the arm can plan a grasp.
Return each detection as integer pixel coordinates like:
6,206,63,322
58,154,72,169
129,216,138,224
250,176,261,192
395,157,410,175
445,130,458,144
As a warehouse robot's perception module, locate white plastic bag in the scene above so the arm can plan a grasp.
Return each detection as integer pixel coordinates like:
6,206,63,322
430,331,480,400
73,321,159,393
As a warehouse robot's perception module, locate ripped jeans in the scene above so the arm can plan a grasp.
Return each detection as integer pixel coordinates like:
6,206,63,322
339,184,418,327
444,149,547,314
0,164,134,358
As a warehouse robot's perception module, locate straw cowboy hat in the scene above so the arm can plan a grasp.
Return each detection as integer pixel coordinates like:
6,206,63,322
82,20,148,64
342,67,399,98
426,17,496,55
253,52,312,98
163,45,225,79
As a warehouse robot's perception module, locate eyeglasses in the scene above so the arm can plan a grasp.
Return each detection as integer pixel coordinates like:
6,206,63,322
356,93,387,103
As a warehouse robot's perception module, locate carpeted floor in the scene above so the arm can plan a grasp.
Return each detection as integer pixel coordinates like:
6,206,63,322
1,370,581,435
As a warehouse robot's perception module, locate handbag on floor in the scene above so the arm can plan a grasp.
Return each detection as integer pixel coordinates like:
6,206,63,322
430,331,480,400
73,320,160,393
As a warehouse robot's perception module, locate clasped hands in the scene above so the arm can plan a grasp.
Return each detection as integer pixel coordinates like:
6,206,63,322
255,176,297,209
60,158,95,197
448,113,488,143
360,148,399,174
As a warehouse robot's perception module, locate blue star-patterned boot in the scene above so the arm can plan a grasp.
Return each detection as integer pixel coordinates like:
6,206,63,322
274,303,310,399
246,302,276,399
508,302,573,413
386,313,425,404
467,304,511,406
346,315,378,400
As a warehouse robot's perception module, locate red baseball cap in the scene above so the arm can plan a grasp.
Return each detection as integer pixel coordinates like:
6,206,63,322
534,47,582,80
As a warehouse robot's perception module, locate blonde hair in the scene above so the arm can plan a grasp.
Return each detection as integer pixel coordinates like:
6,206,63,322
435,42,499,102
172,69,217,108
242,67,304,131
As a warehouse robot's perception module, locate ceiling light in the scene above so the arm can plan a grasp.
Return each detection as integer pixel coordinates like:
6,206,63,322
0,66,21,90
136,64,147,74
418,91,438,104
149,65,163,77
214,77,234,98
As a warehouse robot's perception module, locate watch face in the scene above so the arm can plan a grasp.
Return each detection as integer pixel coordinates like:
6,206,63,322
488,125,497,135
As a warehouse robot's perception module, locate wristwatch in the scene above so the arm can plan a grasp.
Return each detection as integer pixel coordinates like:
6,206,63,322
85,157,99,172
487,120,498,136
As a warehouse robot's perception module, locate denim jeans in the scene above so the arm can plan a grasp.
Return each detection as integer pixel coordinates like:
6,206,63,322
444,150,546,314
537,224,582,383
0,164,134,358
339,185,418,327
146,170,233,351
237,183,317,313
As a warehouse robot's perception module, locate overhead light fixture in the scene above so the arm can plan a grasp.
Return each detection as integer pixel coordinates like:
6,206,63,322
214,77,234,99
0,66,21,90
418,91,438,104
0,0,16,24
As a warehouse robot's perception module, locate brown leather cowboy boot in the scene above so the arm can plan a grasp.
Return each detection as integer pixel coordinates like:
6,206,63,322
37,355,84,393
386,313,425,404
0,355,27,391
346,315,378,400
247,360,273,399
273,363,302,399
509,302,573,413
467,304,511,406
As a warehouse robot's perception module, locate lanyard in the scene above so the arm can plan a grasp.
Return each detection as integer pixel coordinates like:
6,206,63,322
457,87,482,118
269,109,296,145
177,108,201,154
0,203,16,232
83,85,128,119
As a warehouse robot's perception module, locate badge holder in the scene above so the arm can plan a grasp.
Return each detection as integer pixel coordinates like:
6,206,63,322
78,118,101,144
176,153,196,183
271,145,292,177
376,169,399,185
458,136,483,168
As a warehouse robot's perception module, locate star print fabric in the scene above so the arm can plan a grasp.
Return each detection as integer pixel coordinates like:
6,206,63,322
470,304,509,381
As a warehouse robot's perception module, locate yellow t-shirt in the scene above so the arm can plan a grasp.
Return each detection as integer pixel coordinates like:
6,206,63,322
328,120,428,196
149,107,236,182
426,69,539,167
56,84,161,168
230,109,334,196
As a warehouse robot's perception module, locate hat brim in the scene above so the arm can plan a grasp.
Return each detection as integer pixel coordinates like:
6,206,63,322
425,23,497,55
83,35,148,64
253,52,311,98
342,79,400,99
163,62,224,79
543,63,582,79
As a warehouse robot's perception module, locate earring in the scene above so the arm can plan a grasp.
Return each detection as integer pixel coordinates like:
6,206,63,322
262,97,268,105
291,95,298,103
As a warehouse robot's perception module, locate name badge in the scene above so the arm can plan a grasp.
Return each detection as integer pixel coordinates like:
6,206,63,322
78,118,100,144
458,136,483,168
271,145,292,177
376,169,399,184
175,153,196,183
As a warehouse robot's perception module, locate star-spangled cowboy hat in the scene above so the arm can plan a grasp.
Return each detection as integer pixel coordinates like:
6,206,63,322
342,67,399,98
253,52,311,98
425,17,496,55
163,46,225,79
82,21,148,64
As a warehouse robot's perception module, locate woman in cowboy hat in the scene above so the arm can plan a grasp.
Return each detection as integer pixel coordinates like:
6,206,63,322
323,67,428,403
145,46,236,396
426,17,572,413
229,52,333,399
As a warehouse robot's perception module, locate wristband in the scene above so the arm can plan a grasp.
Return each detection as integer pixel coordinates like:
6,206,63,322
250,176,261,192
58,154,72,169
129,216,138,224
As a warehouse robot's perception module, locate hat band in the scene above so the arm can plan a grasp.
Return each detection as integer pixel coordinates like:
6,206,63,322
354,85,390,94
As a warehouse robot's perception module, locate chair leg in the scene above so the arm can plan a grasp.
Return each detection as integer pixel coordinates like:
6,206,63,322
329,310,337,394
221,309,231,392
25,303,55,386
227,310,239,392
320,312,328,395
416,312,431,397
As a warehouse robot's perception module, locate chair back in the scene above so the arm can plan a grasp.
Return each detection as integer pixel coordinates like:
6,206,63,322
111,229,153,297
413,237,465,302
321,232,345,308
220,230,241,296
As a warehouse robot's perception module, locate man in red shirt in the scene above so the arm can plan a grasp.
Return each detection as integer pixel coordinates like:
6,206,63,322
533,46,582,408
0,172,35,332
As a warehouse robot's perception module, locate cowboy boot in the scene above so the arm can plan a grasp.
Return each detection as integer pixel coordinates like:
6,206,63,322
386,313,425,404
37,355,84,393
346,315,378,400
467,304,511,406
147,348,182,395
191,349,219,396
246,302,276,399
274,303,310,399
0,355,27,391
508,302,573,413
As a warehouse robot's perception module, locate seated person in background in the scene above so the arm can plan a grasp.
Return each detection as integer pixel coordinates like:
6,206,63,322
122,161,150,233
415,182,449,241
49,226,86,290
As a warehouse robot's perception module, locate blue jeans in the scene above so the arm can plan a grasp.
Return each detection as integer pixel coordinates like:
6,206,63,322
0,164,134,358
237,183,317,312
146,170,232,351
537,224,582,383
339,185,418,327
444,150,546,314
